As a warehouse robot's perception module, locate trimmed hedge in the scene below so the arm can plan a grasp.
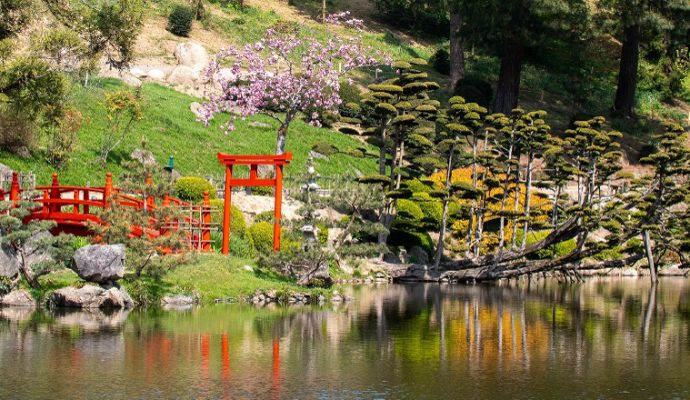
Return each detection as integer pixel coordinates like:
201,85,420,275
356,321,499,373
248,221,274,253
396,199,424,222
176,176,216,203
167,5,194,37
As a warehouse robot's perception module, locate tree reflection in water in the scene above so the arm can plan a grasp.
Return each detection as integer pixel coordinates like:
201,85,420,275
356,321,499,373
1,278,690,399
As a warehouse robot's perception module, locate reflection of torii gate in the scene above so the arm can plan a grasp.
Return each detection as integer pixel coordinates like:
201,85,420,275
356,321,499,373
217,153,293,254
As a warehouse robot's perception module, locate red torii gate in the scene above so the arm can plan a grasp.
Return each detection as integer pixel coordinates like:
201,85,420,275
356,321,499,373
217,153,293,254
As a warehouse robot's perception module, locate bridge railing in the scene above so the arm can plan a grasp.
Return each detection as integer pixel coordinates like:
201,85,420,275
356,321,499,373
1,171,214,252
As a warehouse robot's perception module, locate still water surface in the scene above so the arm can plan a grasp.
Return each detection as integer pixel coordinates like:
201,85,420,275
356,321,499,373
1,278,690,399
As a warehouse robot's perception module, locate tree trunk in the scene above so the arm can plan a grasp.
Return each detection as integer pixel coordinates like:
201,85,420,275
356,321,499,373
276,115,293,154
378,122,388,175
449,8,465,90
614,24,640,117
493,38,524,114
520,154,534,250
433,147,454,269
643,229,657,284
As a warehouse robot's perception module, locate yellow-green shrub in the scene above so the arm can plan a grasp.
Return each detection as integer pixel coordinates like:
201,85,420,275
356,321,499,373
248,221,274,253
176,176,216,202
209,199,246,237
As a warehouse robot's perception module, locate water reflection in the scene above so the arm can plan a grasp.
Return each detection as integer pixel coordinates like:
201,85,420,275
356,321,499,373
1,278,690,399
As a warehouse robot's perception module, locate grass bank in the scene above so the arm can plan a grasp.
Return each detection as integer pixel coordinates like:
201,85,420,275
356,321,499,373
33,254,329,305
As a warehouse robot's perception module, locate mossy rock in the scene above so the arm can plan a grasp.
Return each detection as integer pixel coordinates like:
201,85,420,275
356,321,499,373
312,141,339,156
346,148,365,158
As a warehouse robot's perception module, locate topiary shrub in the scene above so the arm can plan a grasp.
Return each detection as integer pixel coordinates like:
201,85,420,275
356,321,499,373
176,176,216,203
431,48,450,75
248,221,274,253
209,199,246,237
416,195,443,229
454,77,493,108
396,199,424,222
167,5,195,37
339,80,363,106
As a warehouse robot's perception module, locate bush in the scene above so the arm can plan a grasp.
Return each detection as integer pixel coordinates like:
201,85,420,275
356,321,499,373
454,77,493,108
254,210,274,223
0,109,37,155
248,221,274,253
315,221,329,246
431,48,450,75
176,176,216,203
339,80,363,105
396,199,424,223
209,199,246,237
167,5,194,37
416,195,443,228
250,186,273,196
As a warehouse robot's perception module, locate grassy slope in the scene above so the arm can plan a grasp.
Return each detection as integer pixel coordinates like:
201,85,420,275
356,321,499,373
0,78,378,185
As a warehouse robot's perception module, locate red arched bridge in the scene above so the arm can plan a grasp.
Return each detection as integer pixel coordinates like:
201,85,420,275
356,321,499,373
0,172,213,252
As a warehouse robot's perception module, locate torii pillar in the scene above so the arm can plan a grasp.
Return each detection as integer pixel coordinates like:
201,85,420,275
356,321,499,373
217,153,293,255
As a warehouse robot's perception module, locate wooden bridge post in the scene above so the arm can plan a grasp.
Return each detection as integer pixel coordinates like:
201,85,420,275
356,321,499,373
146,174,155,210
104,173,113,207
73,189,79,214
202,191,211,252
9,172,20,202
42,190,49,214
50,173,60,213
161,194,170,235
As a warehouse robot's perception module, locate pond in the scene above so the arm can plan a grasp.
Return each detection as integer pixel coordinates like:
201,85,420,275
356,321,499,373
1,278,690,399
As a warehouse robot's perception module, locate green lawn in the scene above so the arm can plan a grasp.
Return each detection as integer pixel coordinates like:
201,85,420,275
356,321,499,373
34,254,329,305
0,78,378,186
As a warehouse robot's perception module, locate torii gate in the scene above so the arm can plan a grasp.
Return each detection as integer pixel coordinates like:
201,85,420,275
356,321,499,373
217,153,293,255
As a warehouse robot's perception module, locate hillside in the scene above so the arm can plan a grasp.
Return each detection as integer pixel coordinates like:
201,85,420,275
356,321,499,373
0,79,378,185
1,0,688,185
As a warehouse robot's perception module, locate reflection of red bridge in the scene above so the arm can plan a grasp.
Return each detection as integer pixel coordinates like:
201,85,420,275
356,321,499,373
1,172,212,251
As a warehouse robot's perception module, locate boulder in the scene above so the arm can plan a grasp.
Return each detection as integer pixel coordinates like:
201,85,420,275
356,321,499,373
50,284,133,309
383,252,402,264
173,42,209,71
148,68,167,80
160,295,195,306
0,245,19,279
167,65,199,87
122,74,142,88
408,246,429,265
130,148,157,166
129,66,147,78
215,67,237,82
0,162,13,178
0,289,35,307
72,244,125,283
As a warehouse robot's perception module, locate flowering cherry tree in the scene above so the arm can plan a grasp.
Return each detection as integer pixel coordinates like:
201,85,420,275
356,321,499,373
199,12,390,154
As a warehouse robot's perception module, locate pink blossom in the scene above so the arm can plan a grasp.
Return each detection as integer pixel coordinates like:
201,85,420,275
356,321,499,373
200,12,391,145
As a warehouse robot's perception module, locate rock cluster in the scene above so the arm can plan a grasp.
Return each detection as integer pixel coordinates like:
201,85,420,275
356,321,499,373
50,284,133,309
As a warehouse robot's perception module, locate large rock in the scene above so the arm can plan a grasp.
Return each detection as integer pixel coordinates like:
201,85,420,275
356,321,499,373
161,294,195,306
148,68,166,80
72,244,125,283
50,284,133,309
0,289,35,307
130,148,157,166
0,245,19,279
408,246,429,265
167,65,199,87
173,42,209,72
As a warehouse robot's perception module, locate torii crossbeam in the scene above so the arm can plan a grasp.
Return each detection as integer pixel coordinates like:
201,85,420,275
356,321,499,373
217,153,293,254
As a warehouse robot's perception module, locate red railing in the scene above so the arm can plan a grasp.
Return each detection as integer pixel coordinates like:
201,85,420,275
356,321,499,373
1,172,213,252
